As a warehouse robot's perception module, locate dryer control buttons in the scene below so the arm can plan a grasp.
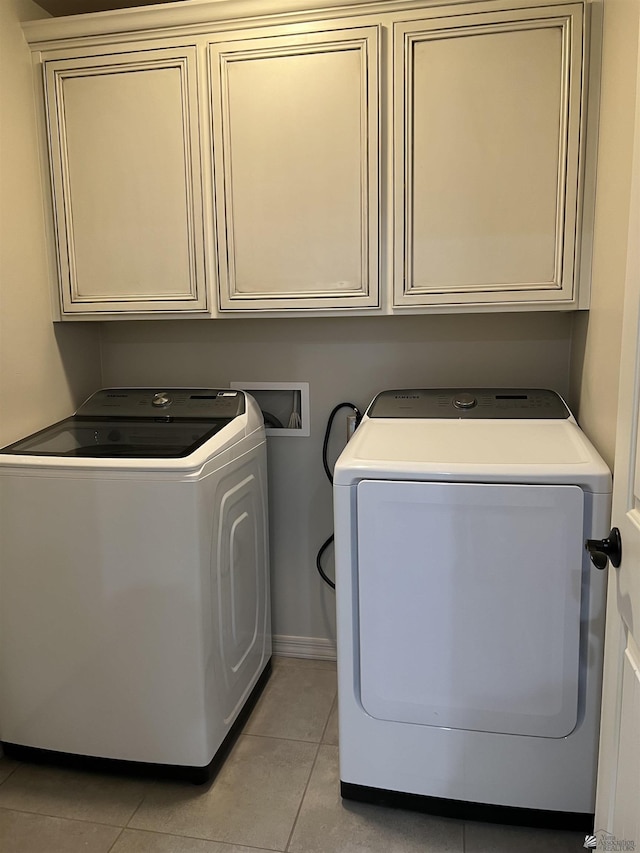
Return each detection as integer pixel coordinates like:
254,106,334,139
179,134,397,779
152,392,171,408
453,393,477,410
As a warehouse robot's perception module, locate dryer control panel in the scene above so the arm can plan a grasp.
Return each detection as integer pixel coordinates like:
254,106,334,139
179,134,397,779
367,389,569,419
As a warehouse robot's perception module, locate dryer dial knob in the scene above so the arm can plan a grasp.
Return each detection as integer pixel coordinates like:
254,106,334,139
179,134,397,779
453,393,477,410
152,392,171,408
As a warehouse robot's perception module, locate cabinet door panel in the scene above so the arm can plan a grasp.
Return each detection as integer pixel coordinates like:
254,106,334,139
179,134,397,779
45,48,208,315
211,28,379,311
394,4,585,308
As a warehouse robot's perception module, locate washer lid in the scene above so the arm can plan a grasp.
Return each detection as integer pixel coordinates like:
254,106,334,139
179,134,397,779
0,389,247,460
334,417,611,492
0,417,235,459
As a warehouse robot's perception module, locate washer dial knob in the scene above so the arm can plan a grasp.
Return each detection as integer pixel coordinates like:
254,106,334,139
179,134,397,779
152,392,171,408
453,393,477,410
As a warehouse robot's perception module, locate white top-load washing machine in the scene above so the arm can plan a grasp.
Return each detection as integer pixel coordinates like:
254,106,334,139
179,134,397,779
333,388,611,829
0,388,271,782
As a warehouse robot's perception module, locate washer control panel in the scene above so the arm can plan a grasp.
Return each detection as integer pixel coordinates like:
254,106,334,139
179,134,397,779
367,389,569,419
76,388,245,420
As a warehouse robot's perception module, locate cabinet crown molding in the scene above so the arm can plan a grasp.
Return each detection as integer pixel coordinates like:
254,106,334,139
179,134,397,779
23,0,585,45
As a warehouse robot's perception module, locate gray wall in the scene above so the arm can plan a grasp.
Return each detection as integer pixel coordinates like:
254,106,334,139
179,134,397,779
101,312,573,644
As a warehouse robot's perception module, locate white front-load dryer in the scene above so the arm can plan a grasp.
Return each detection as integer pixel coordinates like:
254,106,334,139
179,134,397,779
333,388,611,829
0,388,271,782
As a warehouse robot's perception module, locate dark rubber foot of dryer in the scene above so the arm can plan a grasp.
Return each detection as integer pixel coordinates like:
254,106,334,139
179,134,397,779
340,781,594,832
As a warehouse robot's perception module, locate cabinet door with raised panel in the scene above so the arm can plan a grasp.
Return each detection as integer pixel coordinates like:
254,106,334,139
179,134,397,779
210,26,380,313
44,47,208,316
394,4,586,310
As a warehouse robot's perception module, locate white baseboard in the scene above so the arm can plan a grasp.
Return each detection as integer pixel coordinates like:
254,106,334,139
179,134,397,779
272,634,337,661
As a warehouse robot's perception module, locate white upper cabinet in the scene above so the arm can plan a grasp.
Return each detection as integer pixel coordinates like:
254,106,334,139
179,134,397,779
25,0,594,319
209,26,380,312
393,4,586,309
43,46,209,316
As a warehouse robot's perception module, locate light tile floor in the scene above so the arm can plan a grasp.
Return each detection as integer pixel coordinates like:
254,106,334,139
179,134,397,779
0,656,587,852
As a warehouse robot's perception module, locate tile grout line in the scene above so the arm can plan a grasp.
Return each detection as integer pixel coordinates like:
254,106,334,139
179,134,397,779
0,803,131,830
280,678,337,851
243,731,331,745
318,691,338,744
106,824,126,852
0,761,21,788
113,824,285,852
123,789,150,830
283,740,323,853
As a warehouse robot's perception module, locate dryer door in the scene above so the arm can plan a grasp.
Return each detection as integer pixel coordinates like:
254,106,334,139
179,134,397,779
356,480,584,738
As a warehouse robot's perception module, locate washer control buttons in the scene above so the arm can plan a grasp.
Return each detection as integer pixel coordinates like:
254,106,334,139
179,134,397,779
453,393,477,410
152,392,171,408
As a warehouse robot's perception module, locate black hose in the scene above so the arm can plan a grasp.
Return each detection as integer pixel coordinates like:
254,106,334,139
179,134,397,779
316,534,336,590
316,402,362,590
